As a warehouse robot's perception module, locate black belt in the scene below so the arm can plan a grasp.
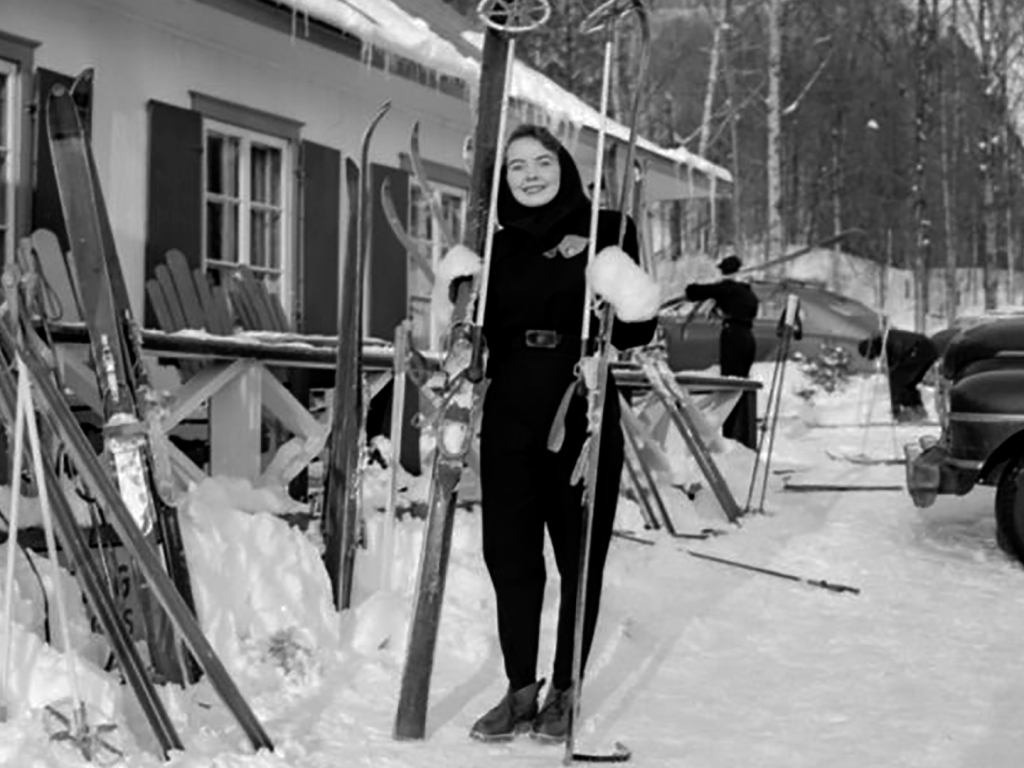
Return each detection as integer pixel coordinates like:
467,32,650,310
494,329,583,351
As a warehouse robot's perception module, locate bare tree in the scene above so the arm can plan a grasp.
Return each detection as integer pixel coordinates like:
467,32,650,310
939,0,960,326
722,0,746,260
911,0,937,331
766,0,785,270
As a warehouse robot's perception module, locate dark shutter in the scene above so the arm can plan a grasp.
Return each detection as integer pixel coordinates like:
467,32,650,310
368,164,409,340
32,69,90,253
298,140,341,335
365,165,420,475
146,101,202,327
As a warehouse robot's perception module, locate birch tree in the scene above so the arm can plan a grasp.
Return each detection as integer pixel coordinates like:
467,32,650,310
766,0,785,269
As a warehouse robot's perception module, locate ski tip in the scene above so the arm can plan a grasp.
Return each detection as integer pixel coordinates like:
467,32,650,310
45,84,81,140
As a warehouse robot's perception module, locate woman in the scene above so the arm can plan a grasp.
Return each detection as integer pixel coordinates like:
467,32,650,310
466,125,658,744
684,255,759,444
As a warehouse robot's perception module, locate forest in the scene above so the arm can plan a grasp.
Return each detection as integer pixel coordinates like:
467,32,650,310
443,0,1024,326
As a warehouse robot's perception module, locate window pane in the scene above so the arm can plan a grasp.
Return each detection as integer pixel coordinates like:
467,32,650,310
409,186,431,241
0,152,7,229
441,193,463,244
0,73,7,148
207,200,238,263
262,273,281,299
207,133,239,196
250,144,281,205
409,296,432,350
250,208,280,269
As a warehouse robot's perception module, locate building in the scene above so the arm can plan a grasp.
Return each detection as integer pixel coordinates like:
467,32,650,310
1,0,730,351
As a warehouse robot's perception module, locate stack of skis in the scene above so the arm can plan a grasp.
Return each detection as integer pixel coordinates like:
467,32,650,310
0,72,272,759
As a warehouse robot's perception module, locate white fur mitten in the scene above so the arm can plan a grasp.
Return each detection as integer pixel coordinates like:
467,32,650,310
586,246,661,322
431,244,483,333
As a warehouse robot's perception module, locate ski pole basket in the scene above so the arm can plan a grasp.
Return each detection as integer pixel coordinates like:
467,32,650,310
477,0,551,33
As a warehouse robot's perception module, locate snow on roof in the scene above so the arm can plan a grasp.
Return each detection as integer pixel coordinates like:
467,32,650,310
281,0,479,79
278,0,731,183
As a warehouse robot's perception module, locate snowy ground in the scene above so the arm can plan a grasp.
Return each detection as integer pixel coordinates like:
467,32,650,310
3,360,1024,768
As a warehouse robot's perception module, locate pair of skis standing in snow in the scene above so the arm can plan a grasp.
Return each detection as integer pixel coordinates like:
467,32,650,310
389,0,657,763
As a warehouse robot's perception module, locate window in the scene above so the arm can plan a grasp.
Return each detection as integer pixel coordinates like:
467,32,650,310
202,119,292,307
0,33,35,271
0,59,16,268
407,181,466,350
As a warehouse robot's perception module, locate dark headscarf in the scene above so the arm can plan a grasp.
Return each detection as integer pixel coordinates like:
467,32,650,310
496,124,590,251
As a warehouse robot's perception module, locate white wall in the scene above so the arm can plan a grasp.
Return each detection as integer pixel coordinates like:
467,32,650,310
5,0,475,318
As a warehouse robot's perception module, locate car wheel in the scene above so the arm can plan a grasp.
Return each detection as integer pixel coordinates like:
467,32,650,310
995,452,1024,565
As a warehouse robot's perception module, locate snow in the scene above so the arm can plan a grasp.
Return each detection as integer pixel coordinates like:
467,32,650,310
3,360,1024,767
276,1,730,183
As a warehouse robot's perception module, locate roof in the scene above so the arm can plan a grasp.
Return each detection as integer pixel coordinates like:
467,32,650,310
276,0,731,183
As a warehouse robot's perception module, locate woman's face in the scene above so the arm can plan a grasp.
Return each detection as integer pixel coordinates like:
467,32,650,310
505,136,561,208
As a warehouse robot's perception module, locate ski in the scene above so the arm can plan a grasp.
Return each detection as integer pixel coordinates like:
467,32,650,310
323,101,391,611
380,176,436,282
47,75,197,683
0,306,183,759
826,449,905,466
393,0,552,741
0,315,274,751
637,355,743,524
392,121,472,743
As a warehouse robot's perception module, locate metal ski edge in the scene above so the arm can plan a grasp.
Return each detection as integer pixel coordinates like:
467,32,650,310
0,319,274,752
0,344,183,758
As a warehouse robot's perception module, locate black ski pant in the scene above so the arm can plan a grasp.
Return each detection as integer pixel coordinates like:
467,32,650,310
887,339,938,411
480,369,623,692
719,323,756,446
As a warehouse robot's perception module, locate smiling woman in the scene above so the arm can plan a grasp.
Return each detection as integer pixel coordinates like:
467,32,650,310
467,122,658,745
504,133,561,208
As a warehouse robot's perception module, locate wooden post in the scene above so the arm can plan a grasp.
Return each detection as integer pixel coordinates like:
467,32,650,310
210,363,262,480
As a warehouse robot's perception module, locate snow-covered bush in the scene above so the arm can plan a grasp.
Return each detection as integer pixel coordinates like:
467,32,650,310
793,342,853,400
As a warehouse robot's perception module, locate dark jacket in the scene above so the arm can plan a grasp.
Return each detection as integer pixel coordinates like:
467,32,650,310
482,142,657,439
684,278,759,328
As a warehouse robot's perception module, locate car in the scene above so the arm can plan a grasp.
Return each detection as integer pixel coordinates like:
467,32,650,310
658,278,883,373
905,315,1024,564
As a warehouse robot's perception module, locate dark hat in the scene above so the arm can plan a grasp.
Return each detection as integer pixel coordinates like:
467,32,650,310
718,255,742,275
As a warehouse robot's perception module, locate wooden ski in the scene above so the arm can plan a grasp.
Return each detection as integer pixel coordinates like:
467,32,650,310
323,103,391,611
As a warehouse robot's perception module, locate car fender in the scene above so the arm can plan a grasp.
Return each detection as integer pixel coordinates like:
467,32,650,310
979,429,1024,485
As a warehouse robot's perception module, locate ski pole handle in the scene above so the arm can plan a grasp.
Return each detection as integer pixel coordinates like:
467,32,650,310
783,293,800,327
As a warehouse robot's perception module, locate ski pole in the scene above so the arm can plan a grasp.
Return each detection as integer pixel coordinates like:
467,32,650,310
754,295,799,515
743,322,787,513
569,3,651,764
687,550,860,595
379,320,410,593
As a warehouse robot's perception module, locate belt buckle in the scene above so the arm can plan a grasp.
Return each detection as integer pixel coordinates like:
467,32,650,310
524,329,560,348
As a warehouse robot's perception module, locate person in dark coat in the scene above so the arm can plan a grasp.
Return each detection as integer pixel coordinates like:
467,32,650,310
858,328,939,422
453,124,658,744
683,255,760,444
